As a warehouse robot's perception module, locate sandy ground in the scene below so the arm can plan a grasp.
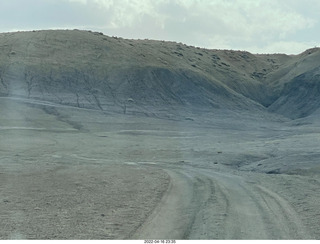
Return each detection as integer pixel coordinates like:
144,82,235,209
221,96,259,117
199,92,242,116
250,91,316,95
0,98,319,239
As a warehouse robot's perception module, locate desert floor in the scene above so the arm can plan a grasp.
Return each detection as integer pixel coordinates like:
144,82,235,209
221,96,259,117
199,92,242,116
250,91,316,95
0,97,319,239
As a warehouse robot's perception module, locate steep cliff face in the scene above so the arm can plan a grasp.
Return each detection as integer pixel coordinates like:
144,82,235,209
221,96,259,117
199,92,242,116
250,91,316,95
0,30,319,118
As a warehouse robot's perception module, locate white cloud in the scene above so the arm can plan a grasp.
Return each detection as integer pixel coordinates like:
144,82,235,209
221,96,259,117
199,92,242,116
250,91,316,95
69,0,163,28
192,0,314,39
144,0,317,52
66,0,315,36
68,0,87,4
248,41,319,55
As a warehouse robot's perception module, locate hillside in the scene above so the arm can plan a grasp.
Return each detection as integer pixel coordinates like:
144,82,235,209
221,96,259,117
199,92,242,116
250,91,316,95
0,29,319,119
1,30,320,240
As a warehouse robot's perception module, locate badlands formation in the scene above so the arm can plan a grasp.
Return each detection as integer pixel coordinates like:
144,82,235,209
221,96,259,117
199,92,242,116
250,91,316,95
0,30,319,239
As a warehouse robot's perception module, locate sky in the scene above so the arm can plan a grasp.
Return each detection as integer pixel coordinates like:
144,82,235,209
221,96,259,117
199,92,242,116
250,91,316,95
0,0,319,54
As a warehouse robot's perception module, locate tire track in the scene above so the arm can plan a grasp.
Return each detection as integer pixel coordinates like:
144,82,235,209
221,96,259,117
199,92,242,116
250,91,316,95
131,169,197,239
186,176,230,239
192,170,269,239
195,169,310,239
132,164,310,239
255,185,310,239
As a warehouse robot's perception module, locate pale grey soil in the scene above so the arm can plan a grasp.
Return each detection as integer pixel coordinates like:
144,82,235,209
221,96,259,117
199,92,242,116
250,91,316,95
1,30,320,120
0,98,319,239
0,30,320,240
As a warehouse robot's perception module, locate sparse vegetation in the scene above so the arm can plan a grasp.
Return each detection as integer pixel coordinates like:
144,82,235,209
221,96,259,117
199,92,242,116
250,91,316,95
0,29,319,118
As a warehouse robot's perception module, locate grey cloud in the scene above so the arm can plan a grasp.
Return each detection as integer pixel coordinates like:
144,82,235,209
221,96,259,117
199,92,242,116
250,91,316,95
0,0,109,31
0,0,319,53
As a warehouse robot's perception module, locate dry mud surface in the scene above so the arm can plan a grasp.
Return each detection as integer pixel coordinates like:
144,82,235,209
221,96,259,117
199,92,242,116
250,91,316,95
0,98,320,239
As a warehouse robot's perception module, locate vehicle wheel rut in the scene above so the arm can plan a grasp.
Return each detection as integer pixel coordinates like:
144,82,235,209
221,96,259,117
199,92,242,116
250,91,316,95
133,164,310,239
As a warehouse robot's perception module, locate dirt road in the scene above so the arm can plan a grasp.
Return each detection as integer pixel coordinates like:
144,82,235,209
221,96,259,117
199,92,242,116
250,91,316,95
132,163,311,239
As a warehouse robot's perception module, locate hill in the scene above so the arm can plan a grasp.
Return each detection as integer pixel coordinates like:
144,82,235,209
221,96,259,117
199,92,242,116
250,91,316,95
0,29,319,119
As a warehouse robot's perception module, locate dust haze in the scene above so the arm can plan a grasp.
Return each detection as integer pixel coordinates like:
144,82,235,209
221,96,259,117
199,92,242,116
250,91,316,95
0,30,319,239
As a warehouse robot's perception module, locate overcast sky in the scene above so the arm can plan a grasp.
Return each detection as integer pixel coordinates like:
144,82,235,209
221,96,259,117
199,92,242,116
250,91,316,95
1,0,319,54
